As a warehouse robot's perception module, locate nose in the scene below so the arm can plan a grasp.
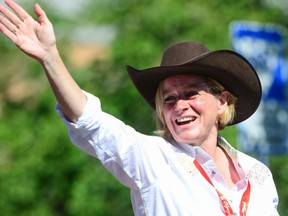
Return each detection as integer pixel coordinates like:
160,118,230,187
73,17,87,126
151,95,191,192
174,99,189,114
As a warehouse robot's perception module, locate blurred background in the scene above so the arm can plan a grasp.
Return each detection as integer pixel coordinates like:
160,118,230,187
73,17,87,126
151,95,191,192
0,0,287,215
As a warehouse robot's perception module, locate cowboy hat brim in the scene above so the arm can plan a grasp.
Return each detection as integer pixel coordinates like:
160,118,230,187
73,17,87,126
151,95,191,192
126,50,261,125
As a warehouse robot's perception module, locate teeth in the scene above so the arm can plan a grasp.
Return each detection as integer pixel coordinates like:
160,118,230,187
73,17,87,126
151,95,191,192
176,117,195,123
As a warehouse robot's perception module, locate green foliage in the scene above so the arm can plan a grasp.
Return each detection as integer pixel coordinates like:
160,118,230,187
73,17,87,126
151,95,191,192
0,89,133,216
0,0,287,215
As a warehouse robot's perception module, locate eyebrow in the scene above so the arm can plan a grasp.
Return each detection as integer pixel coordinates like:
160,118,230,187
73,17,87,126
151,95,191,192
163,81,206,95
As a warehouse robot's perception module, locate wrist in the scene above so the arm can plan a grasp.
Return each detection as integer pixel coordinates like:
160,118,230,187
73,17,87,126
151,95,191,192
39,45,60,66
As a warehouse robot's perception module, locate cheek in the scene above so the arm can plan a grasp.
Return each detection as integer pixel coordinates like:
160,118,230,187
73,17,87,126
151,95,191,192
192,99,208,113
195,98,219,120
163,110,171,125
200,96,218,108
163,108,174,128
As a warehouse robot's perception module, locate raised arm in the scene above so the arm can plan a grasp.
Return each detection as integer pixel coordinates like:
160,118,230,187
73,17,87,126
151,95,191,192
0,0,86,122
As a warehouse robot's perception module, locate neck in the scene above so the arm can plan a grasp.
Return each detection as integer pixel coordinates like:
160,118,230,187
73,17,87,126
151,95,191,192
189,133,240,187
214,145,241,187
198,134,219,160
197,135,240,187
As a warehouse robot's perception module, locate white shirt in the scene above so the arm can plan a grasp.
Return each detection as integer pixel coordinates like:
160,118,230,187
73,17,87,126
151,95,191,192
56,91,279,216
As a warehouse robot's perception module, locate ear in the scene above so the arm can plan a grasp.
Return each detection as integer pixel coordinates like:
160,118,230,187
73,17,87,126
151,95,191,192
217,91,229,115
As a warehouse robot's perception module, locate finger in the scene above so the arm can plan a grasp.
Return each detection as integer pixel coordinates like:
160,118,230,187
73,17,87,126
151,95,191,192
0,22,17,43
34,3,47,24
0,4,23,29
5,0,30,21
0,13,18,33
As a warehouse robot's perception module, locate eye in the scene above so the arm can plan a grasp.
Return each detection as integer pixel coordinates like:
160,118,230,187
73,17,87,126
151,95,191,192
164,95,178,104
184,91,199,99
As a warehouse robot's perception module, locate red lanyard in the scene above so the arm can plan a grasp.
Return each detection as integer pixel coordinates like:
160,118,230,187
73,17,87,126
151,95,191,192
193,160,251,216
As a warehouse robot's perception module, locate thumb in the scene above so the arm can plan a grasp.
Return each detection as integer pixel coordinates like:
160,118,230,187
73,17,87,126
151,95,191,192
34,3,47,23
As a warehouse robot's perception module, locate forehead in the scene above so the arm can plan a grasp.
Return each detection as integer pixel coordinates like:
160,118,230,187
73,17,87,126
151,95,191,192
163,74,206,91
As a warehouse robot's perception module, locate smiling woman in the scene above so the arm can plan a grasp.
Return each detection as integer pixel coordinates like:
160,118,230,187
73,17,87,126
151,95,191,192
0,0,280,215
155,74,236,138
160,74,227,145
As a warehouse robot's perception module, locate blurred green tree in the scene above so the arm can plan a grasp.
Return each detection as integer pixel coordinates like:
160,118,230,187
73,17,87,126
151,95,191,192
0,0,287,215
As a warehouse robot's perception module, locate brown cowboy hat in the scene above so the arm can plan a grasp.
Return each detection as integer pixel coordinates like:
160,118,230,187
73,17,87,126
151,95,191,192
126,41,261,125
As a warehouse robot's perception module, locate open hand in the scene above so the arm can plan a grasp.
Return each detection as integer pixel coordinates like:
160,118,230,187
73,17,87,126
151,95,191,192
0,0,56,61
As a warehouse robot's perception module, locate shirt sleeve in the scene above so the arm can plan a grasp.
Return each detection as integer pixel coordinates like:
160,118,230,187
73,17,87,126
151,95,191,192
55,91,168,190
55,91,110,156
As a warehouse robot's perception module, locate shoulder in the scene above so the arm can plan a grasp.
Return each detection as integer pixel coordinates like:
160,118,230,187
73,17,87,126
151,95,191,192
238,151,273,186
218,135,273,186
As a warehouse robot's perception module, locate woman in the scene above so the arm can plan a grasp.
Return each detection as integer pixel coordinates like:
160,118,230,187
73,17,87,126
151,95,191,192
0,1,279,215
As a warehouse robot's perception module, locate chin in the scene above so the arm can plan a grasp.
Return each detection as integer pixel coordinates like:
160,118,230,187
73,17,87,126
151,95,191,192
176,134,197,142
174,137,194,145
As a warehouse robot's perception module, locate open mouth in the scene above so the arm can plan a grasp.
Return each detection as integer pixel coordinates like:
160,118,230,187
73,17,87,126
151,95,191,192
175,116,196,125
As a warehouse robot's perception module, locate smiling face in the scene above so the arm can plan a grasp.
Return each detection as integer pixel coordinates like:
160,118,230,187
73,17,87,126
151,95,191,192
161,74,228,146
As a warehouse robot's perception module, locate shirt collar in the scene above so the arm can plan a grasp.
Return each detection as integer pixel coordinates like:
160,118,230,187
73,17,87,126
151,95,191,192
170,139,196,158
193,135,247,189
193,135,238,162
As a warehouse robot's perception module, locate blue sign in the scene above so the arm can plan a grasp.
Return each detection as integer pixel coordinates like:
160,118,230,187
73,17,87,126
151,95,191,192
230,21,288,155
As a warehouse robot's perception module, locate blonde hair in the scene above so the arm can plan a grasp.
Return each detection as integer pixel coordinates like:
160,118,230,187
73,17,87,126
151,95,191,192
154,77,237,138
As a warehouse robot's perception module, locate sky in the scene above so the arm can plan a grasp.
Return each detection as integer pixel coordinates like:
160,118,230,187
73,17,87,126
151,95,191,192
0,0,90,18
1,0,287,17
0,0,115,44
